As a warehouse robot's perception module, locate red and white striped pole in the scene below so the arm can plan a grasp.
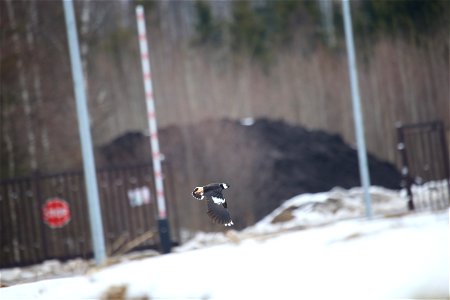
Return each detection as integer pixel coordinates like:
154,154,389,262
136,5,171,253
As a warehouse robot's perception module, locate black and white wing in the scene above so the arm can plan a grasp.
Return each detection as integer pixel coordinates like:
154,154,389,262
205,189,233,226
206,198,233,226
193,183,233,226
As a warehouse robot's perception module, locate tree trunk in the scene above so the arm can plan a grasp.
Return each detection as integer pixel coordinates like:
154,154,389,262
6,0,37,172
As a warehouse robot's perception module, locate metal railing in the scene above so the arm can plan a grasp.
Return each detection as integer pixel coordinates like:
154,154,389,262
397,121,450,211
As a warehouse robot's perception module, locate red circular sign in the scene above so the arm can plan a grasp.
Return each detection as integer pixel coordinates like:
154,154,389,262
42,198,71,228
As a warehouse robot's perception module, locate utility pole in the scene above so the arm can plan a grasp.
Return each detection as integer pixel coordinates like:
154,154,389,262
63,0,106,263
342,0,373,218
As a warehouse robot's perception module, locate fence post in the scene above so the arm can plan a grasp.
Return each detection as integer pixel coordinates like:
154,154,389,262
396,123,415,210
34,171,48,259
437,121,450,197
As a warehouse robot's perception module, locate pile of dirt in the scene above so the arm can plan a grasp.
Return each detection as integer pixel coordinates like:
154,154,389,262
246,119,401,219
100,118,402,230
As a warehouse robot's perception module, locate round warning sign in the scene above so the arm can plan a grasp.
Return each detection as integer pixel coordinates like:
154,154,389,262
42,198,71,228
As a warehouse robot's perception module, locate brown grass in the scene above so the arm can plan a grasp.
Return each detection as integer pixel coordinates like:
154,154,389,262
271,206,297,224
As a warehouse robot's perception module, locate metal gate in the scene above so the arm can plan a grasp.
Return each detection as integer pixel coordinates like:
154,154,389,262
0,162,179,268
397,121,450,210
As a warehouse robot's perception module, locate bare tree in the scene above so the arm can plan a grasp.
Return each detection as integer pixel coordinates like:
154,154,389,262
6,0,37,171
27,0,51,168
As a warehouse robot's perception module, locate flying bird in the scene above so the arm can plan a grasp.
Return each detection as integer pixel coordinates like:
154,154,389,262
192,183,234,226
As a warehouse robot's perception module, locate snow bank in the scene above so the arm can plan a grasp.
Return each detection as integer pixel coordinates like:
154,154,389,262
1,211,448,299
176,183,448,251
1,184,448,299
175,186,400,251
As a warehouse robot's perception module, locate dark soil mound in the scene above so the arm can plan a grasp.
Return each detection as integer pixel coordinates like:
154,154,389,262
252,119,400,192
246,119,401,220
99,118,402,230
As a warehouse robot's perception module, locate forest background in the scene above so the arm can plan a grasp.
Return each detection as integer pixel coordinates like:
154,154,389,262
1,0,448,180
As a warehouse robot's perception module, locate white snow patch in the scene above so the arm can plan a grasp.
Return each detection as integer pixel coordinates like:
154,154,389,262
409,180,449,204
1,211,447,299
175,183,448,251
240,117,255,126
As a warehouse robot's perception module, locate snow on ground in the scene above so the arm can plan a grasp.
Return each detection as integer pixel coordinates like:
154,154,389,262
177,183,448,250
1,184,448,299
1,210,448,299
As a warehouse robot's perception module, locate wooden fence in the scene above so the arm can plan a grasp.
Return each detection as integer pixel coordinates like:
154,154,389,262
0,162,179,268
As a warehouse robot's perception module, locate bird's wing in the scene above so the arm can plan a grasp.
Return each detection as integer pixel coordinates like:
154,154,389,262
207,189,226,205
206,197,233,226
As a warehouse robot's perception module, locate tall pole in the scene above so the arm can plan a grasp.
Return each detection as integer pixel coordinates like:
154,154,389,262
136,5,171,253
342,0,373,218
63,0,106,263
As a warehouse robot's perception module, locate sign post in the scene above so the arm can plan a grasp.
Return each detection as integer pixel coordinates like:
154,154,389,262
135,5,171,253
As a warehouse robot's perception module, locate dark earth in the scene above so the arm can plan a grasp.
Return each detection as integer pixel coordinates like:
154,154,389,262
100,118,402,229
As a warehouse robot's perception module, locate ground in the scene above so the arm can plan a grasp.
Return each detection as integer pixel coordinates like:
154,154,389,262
1,186,448,299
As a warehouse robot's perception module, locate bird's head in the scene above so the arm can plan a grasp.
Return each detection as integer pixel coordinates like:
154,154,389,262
192,186,204,200
220,183,229,189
